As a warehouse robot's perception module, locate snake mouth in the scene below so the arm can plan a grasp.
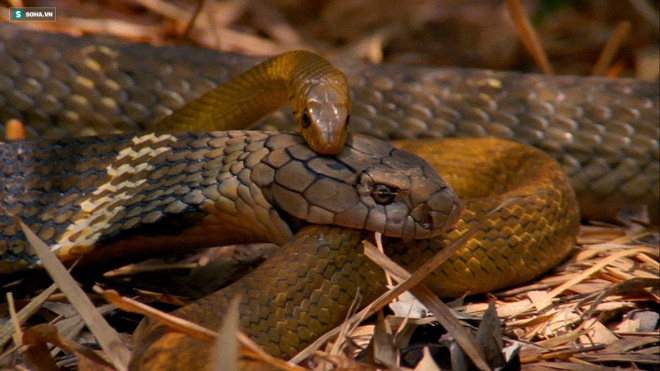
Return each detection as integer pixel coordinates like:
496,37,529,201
409,206,438,238
274,206,307,235
410,197,462,239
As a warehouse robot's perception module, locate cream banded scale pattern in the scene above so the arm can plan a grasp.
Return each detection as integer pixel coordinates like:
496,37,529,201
53,133,175,251
0,23,657,220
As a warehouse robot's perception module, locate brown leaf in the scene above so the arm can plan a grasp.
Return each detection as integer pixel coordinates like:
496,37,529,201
475,302,506,369
23,324,115,369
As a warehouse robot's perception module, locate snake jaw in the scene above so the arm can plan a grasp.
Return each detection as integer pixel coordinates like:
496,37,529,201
376,148,462,240
353,167,459,240
409,196,463,239
342,143,461,240
259,133,459,240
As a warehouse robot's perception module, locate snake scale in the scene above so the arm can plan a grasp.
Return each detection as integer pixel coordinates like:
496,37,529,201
0,24,657,220
0,24,657,368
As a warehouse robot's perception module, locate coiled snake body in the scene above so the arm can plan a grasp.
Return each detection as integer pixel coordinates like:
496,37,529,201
1,130,459,271
0,24,657,220
0,25,657,367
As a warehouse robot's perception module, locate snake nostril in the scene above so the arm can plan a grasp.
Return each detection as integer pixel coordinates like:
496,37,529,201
425,213,434,228
415,186,462,236
412,204,433,229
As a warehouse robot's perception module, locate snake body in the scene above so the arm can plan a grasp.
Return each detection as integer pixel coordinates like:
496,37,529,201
0,131,458,273
0,131,578,365
0,24,657,220
0,133,578,365
0,24,656,367
129,137,579,368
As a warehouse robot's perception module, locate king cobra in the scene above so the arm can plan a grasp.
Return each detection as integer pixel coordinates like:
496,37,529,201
0,24,657,368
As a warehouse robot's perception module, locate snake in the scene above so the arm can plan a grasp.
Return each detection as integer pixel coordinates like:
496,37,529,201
0,24,657,367
0,24,657,221
150,49,351,155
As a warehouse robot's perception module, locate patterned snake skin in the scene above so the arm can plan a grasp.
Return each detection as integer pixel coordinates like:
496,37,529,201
0,131,458,273
0,24,655,366
0,24,657,220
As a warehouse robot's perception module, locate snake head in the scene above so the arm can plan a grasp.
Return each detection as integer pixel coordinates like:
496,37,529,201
293,76,351,155
256,133,461,240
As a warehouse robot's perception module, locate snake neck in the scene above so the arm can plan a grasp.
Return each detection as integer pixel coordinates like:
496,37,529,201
0,131,294,272
1,130,460,274
150,51,349,139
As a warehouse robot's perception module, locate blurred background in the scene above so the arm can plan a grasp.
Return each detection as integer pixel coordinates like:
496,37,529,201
2,0,658,79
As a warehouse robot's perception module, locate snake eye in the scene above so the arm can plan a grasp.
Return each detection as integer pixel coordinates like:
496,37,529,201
301,110,312,129
372,184,396,204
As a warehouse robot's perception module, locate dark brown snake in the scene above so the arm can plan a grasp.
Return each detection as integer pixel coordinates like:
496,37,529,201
0,24,657,220
0,24,657,368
